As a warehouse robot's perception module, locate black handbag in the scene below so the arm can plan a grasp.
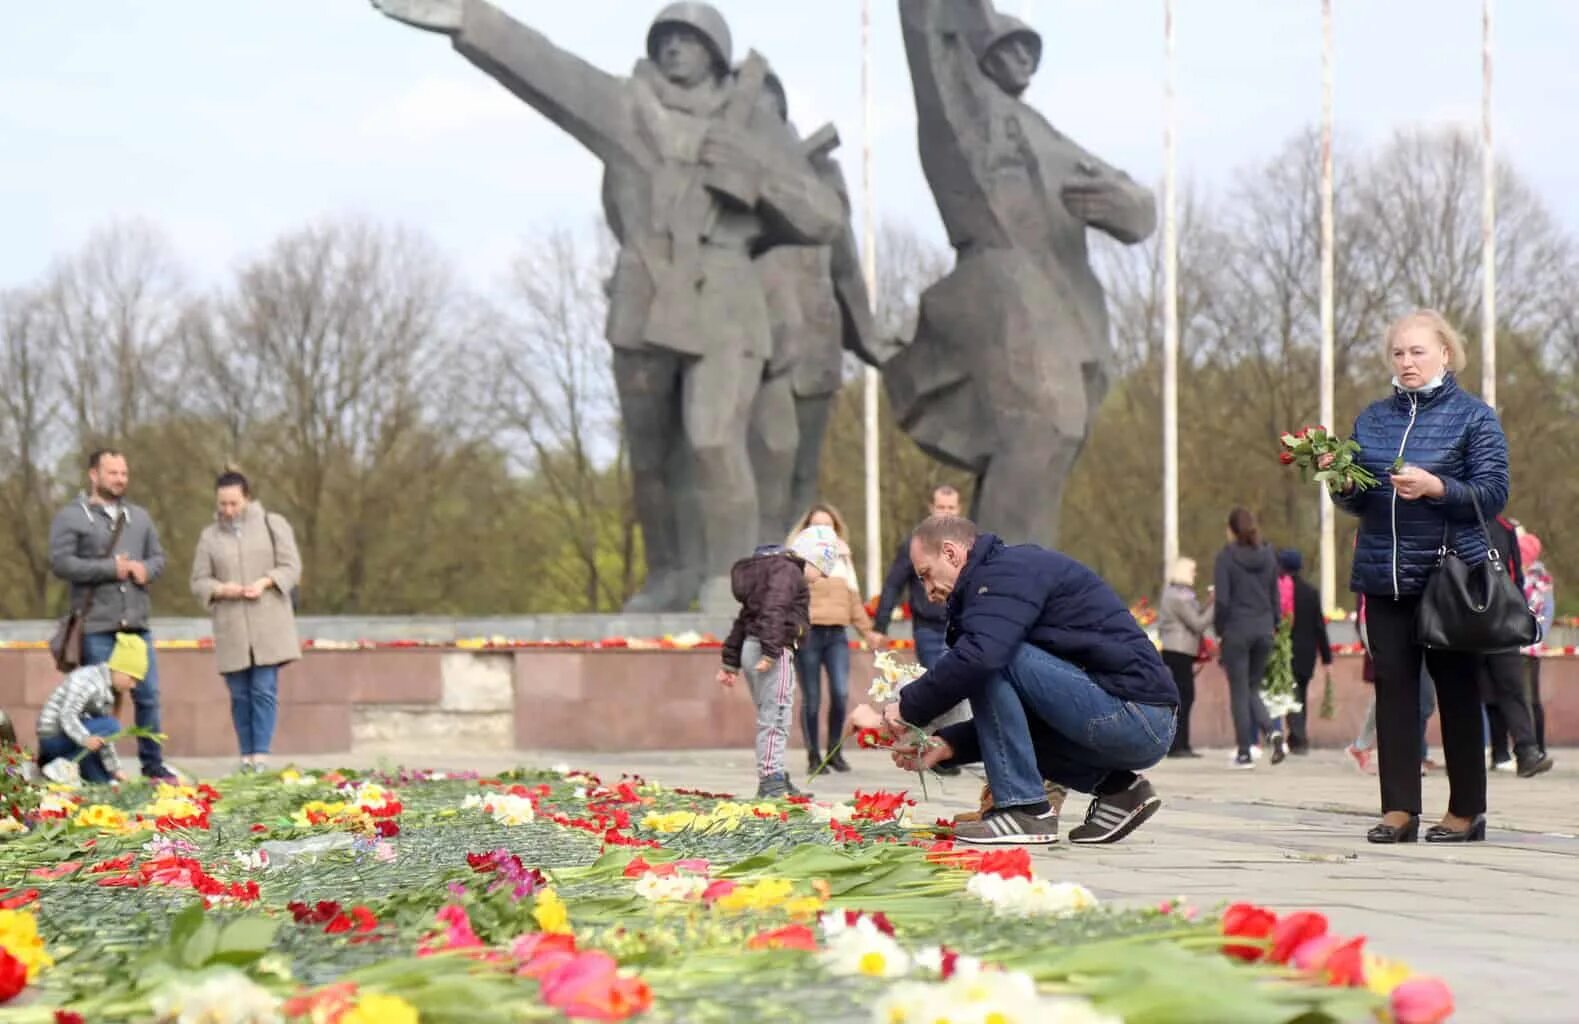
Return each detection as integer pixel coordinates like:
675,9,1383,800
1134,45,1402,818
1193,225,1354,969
1415,493,1538,652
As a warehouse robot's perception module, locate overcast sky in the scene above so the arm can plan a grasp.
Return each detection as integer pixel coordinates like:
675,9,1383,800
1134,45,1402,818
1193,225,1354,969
5,1,1578,293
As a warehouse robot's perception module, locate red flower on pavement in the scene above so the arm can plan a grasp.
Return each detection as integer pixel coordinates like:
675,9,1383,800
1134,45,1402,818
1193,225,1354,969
0,949,26,1003
1291,933,1366,987
851,790,913,823
1391,977,1455,1023
1269,911,1328,965
325,905,378,935
1221,902,1277,961
53,1011,86,1024
281,981,359,1023
700,880,738,904
288,900,342,925
972,848,1034,880
0,889,39,910
837,910,896,936
537,950,653,1022
828,820,864,844
746,924,818,952
29,862,81,881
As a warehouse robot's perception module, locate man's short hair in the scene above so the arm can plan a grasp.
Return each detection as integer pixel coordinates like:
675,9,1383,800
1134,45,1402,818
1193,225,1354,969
930,484,960,502
87,448,124,471
911,515,979,554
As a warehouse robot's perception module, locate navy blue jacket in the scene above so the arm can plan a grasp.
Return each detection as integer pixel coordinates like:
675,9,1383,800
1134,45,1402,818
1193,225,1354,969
1332,374,1509,598
897,534,1177,729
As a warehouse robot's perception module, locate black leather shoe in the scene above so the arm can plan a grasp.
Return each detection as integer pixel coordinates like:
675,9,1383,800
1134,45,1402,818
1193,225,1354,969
1425,814,1487,843
829,752,851,773
806,750,822,776
1366,814,1420,844
1517,752,1554,778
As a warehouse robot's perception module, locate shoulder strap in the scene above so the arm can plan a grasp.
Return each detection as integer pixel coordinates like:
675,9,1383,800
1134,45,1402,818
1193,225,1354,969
79,508,129,618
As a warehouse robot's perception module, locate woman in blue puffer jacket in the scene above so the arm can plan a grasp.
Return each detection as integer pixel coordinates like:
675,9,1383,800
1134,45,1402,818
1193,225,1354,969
1328,309,1509,845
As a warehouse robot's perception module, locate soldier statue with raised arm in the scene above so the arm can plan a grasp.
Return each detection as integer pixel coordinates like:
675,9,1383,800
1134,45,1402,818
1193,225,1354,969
371,0,846,611
887,0,1157,547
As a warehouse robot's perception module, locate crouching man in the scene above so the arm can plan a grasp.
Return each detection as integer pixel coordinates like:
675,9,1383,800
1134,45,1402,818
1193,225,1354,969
848,516,1178,845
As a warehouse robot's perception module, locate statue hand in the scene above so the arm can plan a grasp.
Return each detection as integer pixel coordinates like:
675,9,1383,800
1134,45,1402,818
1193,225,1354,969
370,0,462,34
1059,175,1128,227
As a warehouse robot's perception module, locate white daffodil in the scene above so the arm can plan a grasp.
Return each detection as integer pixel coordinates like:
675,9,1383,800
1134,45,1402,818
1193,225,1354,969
966,874,1098,918
149,968,281,1024
819,915,910,978
633,873,708,902
232,848,270,872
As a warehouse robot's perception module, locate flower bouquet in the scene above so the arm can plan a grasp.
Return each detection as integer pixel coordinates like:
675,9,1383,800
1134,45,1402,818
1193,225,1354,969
811,652,939,790
1261,617,1303,720
1278,426,1379,492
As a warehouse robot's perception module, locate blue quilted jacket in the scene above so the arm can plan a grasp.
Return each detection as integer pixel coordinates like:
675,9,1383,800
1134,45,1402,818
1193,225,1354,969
1332,374,1509,598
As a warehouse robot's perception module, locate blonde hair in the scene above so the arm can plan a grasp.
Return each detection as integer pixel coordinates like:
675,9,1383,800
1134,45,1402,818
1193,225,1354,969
1384,309,1467,373
1168,557,1197,586
791,502,848,542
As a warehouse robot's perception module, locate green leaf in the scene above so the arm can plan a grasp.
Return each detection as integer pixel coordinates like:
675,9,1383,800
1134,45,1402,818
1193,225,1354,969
179,919,220,970
209,917,280,964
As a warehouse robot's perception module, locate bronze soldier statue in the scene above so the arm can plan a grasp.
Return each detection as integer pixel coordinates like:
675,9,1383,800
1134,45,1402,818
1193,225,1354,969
370,0,846,612
887,0,1157,547
748,73,885,541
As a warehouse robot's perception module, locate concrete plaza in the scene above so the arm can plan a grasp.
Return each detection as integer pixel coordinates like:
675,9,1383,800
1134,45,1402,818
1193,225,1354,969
175,744,1579,1023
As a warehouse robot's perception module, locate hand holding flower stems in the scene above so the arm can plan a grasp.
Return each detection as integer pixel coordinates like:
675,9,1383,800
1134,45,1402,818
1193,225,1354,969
814,653,944,794
1279,426,1378,492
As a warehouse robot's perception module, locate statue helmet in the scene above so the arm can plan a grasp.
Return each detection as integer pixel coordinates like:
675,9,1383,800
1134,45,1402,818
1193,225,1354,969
647,3,733,74
973,12,1043,76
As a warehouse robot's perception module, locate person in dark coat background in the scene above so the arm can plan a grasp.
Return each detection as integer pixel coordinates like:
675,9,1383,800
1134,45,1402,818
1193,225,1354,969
1277,550,1332,754
1479,514,1552,777
1213,507,1281,769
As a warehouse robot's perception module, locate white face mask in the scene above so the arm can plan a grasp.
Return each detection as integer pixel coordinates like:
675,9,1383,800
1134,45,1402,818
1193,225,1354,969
1392,372,1446,393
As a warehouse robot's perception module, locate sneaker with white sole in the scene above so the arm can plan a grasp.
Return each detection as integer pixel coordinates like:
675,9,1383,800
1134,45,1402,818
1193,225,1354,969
953,806,1059,846
1228,752,1255,770
1068,777,1162,844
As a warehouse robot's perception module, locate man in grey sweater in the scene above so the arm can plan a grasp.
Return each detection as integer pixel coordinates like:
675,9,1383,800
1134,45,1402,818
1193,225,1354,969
48,449,174,780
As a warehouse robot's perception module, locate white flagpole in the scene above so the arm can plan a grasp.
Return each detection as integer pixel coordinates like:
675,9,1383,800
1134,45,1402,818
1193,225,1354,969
1481,0,1497,409
861,0,882,595
1162,0,1179,584
1319,0,1337,613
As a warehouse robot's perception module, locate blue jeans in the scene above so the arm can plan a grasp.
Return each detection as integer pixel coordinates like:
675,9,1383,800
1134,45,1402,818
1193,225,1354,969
82,630,163,774
912,624,947,670
796,626,850,753
224,664,280,756
38,715,121,783
971,643,1177,803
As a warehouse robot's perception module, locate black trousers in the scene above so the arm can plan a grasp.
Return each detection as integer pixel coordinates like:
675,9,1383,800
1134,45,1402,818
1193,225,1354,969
1162,651,1196,752
1366,595,1486,818
1220,633,1274,754
1487,654,1546,761
1286,670,1315,746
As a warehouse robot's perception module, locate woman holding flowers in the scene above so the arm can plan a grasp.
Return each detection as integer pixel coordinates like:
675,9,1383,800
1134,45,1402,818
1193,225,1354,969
1326,309,1508,844
190,470,302,775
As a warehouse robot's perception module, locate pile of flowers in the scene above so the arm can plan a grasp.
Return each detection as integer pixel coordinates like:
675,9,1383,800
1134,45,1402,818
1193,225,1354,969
0,763,1457,1022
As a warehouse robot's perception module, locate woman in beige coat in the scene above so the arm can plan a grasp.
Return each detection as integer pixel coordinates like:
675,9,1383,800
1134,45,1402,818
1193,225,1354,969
190,471,301,772
788,503,881,775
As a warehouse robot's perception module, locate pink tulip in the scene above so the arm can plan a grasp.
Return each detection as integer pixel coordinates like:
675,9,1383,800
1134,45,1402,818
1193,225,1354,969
1391,977,1454,1023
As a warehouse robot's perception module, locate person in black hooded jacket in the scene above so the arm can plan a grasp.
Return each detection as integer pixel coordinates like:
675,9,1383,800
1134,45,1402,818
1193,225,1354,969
1213,507,1281,768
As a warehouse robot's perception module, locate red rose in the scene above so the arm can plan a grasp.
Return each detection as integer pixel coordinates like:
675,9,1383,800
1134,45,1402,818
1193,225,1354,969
0,949,26,1004
1221,902,1278,961
1279,451,1296,465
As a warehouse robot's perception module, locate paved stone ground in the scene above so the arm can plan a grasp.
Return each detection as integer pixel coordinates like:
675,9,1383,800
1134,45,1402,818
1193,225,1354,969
175,746,1579,1023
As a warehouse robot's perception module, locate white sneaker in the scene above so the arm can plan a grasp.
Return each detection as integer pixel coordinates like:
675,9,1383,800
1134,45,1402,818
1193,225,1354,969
1250,745,1263,761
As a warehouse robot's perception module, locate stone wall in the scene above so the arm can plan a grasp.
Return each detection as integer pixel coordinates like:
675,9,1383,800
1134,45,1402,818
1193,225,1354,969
1,647,1573,760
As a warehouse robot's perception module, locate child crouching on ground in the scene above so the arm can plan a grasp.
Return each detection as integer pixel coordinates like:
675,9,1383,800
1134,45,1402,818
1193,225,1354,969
718,526,842,798
36,632,147,783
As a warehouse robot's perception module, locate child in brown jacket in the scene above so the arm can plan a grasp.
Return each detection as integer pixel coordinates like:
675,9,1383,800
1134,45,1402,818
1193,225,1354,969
718,526,841,798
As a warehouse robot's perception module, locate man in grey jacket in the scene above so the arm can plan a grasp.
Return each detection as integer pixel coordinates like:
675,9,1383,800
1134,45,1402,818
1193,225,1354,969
48,449,174,780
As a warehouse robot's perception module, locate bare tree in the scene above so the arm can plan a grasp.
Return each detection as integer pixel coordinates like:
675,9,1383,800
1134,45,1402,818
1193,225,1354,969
487,224,636,610
0,289,65,615
41,220,186,453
